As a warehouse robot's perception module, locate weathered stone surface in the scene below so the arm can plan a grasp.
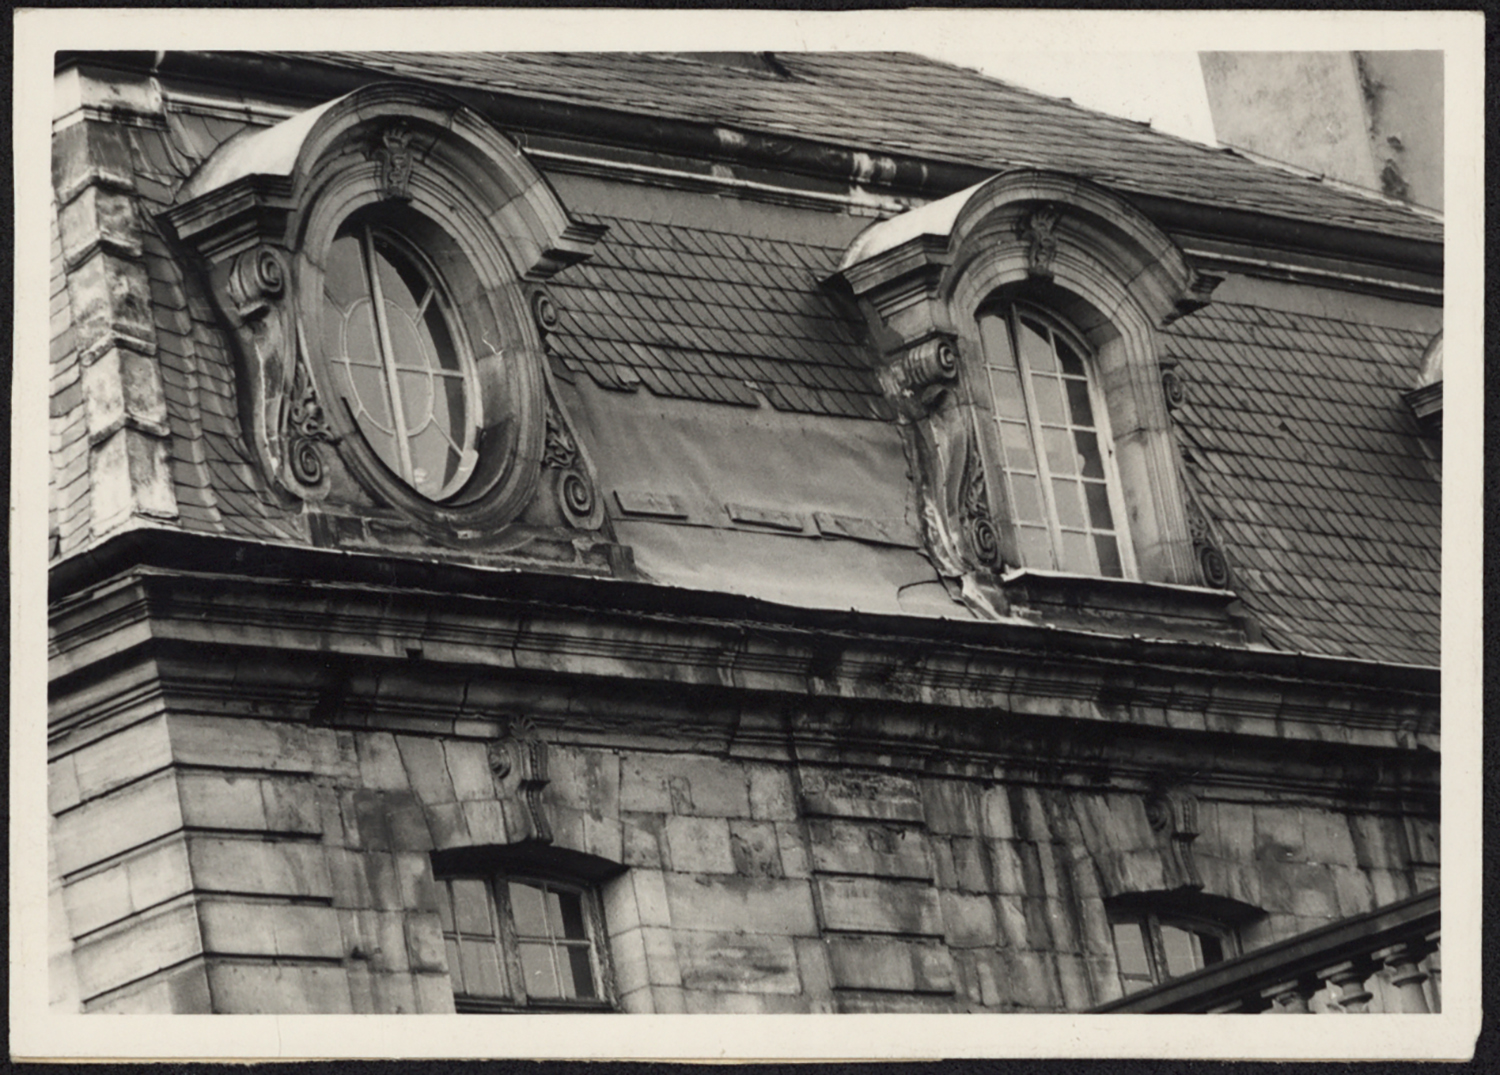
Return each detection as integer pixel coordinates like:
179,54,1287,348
206,961,353,1014
396,735,456,805
794,937,834,1010
620,753,751,818
747,764,798,820
53,769,182,875
729,819,782,878
73,900,202,1000
808,818,932,880
940,890,998,947
356,732,409,792
621,812,665,868
62,837,192,939
197,899,344,959
922,778,982,835
664,873,817,935
66,251,155,355
62,716,172,806
815,876,942,936
168,715,357,778
675,930,801,994
186,836,332,899
90,427,177,528
826,935,955,994
85,961,212,1014
775,822,812,878
546,745,621,818
442,740,497,801
799,767,923,822
664,815,735,874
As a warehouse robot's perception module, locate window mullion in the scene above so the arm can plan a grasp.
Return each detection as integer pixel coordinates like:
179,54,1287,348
361,225,417,483
1011,309,1064,569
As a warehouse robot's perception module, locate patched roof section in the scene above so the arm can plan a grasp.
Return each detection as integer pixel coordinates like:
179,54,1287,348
1164,304,1439,666
293,51,1442,245
547,214,890,419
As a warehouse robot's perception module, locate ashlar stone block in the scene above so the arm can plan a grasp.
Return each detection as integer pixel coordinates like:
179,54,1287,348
206,961,353,1014
729,819,782,878
620,753,750,818
826,935,955,994
808,818,932,880
799,767,923,822
664,873,817,935
815,876,943,936
675,930,800,994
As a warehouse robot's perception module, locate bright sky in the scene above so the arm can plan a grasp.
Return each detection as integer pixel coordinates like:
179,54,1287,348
927,51,1220,146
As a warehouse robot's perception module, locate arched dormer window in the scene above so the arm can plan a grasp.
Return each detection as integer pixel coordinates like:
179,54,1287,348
977,300,1133,577
160,83,608,540
836,170,1241,632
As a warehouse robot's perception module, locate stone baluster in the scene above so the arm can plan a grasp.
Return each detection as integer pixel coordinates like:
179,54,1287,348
1374,941,1434,1013
1260,978,1315,1013
1320,959,1376,1013
1423,931,1441,1012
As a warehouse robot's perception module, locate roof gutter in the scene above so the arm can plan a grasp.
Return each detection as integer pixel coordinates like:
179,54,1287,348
58,50,1441,277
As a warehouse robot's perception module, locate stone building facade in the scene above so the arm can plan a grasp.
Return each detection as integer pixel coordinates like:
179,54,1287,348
48,51,1442,1016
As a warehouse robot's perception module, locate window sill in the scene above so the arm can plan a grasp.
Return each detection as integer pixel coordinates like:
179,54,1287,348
999,568,1253,644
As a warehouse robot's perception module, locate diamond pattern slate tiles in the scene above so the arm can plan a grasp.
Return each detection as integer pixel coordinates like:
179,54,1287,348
292,51,1441,245
1163,304,1438,667
547,213,891,420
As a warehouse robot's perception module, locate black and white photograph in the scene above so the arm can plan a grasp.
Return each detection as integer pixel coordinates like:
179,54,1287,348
12,7,1482,1062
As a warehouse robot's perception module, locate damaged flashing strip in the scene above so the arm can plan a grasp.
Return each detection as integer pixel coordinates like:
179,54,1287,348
612,490,917,548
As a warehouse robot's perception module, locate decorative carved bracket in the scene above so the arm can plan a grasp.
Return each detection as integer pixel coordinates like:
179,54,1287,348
1160,358,1187,411
220,244,334,501
487,715,553,844
1184,495,1231,589
884,334,960,414
1146,788,1203,890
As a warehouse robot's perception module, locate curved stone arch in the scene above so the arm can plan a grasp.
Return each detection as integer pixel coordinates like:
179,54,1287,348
163,83,604,537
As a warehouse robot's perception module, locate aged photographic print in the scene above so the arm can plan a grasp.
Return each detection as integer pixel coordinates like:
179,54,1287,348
15,7,1480,1063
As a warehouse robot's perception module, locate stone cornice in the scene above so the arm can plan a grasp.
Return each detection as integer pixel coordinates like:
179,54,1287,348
49,534,1439,757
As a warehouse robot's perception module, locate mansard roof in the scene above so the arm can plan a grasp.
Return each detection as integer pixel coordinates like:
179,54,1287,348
48,51,1442,670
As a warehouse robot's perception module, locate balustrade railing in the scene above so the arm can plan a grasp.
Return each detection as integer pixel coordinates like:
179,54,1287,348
1092,888,1439,1014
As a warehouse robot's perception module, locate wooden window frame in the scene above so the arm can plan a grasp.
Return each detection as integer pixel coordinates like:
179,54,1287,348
1110,908,1240,994
437,871,616,1014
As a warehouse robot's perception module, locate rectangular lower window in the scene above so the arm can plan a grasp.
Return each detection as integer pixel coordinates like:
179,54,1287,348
436,873,612,1012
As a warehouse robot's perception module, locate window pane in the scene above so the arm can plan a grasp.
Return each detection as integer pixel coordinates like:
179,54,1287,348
423,301,465,375
1053,479,1086,529
373,239,427,329
989,369,1027,420
445,938,463,992
509,881,550,938
1084,481,1115,529
1031,376,1066,425
452,879,493,935
461,938,505,997
1059,530,1094,574
324,234,368,310
1056,337,1086,376
1159,924,1198,979
397,369,435,438
565,945,598,999
1198,932,1225,966
1010,474,1044,524
1017,525,1053,569
1095,534,1122,578
1043,427,1076,475
552,889,589,941
410,423,457,499
979,312,1017,370
1065,379,1095,427
1112,922,1152,978
1017,317,1056,372
520,943,561,998
1000,420,1036,472
1073,430,1104,479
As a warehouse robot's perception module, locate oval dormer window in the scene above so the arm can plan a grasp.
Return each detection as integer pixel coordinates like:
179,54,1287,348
322,219,482,502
